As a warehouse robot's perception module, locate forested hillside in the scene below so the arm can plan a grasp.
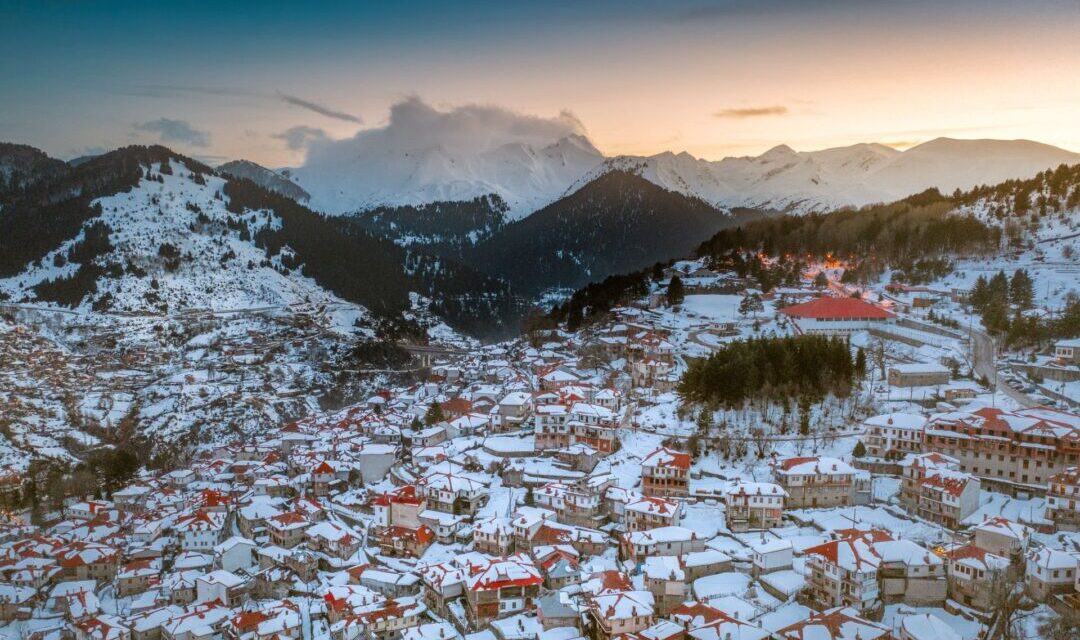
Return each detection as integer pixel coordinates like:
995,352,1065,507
349,194,508,260
469,171,756,295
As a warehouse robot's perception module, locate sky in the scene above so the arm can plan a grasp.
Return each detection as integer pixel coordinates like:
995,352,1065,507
1,0,1078,168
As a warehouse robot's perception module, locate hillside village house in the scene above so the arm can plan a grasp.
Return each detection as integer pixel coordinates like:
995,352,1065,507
922,406,1080,492
780,297,895,336
534,402,618,454
416,471,486,516
1054,338,1080,365
641,448,691,498
641,556,686,614
266,512,310,549
624,496,682,532
874,539,946,606
620,527,704,563
172,511,227,552
943,543,1011,611
1025,548,1079,601
772,456,857,508
722,481,786,532
587,590,656,640
463,555,543,628
751,539,794,576
972,517,1032,558
804,530,890,612
864,413,927,459
899,453,981,529
1047,466,1080,531
888,363,950,388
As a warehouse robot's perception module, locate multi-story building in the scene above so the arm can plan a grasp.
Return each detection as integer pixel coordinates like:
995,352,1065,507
535,403,618,454
641,448,691,498
972,517,1032,558
587,590,656,640
922,406,1080,493
173,510,228,552
864,413,926,459
473,517,515,556
620,527,704,563
266,512,310,549
943,543,1011,611
772,456,856,509
899,453,980,529
804,530,891,613
1047,467,1080,531
624,496,681,532
416,471,486,516
56,542,121,584
463,555,543,628
722,481,785,532
874,539,946,606
641,556,686,614
1025,547,1079,602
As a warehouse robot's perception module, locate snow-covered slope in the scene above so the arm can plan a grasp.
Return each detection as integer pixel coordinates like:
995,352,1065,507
0,160,359,314
292,133,604,220
218,159,310,203
295,126,1078,218
611,138,1078,214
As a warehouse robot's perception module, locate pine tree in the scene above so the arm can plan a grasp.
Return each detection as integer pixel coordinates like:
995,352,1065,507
970,275,989,310
798,395,811,435
854,347,867,380
738,293,764,318
667,275,685,307
813,272,829,288
696,407,713,434
852,441,866,457
424,402,444,426
1009,269,1034,309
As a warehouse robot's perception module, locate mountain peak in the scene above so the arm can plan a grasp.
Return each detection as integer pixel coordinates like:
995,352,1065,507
759,144,798,160
219,159,310,202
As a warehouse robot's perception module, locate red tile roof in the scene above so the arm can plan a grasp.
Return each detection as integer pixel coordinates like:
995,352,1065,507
781,297,894,320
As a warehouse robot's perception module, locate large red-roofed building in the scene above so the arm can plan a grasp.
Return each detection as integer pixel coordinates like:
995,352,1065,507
781,297,894,335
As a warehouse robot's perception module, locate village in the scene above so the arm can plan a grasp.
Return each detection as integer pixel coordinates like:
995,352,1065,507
0,251,1078,640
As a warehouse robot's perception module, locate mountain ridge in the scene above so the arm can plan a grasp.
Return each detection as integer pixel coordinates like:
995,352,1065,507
287,133,1078,220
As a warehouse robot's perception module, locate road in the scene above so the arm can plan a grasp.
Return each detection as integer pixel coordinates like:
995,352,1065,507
967,327,1037,408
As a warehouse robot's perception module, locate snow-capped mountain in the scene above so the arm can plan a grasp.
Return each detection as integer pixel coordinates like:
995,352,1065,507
291,133,606,220
0,144,521,337
293,133,1078,218
218,159,311,203
0,158,347,313
590,138,1080,214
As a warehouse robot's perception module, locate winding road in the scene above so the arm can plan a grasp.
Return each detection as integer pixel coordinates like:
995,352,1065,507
967,327,1037,408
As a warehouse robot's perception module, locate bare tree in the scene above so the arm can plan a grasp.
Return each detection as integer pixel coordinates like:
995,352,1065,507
987,562,1032,640
751,428,770,459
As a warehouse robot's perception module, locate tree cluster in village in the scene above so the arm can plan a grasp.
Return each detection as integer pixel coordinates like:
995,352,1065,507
967,268,1080,348
678,335,856,407
694,189,1002,285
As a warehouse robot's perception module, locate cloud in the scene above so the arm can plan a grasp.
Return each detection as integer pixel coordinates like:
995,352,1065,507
273,126,331,151
278,93,362,123
135,118,211,147
305,96,587,160
294,97,593,212
714,105,789,119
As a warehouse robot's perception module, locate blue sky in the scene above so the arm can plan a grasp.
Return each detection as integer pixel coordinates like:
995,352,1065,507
2,1,1078,166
